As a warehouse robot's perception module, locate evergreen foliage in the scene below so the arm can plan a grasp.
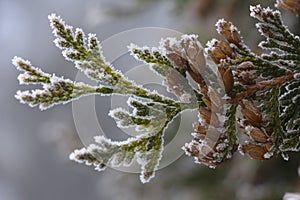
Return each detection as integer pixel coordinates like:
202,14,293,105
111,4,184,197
13,4,299,183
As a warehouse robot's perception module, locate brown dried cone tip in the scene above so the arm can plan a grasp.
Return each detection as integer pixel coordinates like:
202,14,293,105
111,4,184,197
206,39,236,64
205,39,235,95
239,99,274,160
216,19,242,48
162,35,208,87
240,99,263,125
218,64,234,95
186,129,238,168
236,62,256,86
240,142,272,161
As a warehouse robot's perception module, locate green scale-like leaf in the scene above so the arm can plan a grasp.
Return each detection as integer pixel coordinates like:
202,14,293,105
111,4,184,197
70,124,165,183
279,79,300,152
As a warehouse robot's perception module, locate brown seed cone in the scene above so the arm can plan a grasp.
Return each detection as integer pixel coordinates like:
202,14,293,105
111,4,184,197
199,106,220,127
218,41,235,59
193,124,207,140
248,127,269,143
218,66,234,94
207,49,227,64
236,71,256,86
236,62,256,86
188,68,206,87
237,62,254,71
193,123,207,134
202,88,224,113
207,40,235,64
241,99,263,124
199,84,209,97
202,97,212,110
241,143,270,160
166,53,189,70
208,88,223,108
217,20,241,47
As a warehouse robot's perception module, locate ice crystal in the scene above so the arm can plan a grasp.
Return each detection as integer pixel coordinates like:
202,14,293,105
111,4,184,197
283,193,300,200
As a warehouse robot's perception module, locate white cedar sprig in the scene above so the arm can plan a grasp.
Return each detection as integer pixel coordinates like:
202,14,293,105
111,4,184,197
13,3,300,184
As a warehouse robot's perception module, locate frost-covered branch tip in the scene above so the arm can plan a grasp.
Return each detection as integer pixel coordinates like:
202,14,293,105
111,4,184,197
14,13,201,183
12,56,113,110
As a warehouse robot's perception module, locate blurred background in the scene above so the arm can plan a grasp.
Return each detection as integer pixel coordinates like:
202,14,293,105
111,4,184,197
0,0,299,199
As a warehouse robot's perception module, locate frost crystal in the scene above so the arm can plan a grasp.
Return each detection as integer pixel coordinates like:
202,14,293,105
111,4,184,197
283,193,300,200
205,38,218,53
215,19,226,34
263,152,273,159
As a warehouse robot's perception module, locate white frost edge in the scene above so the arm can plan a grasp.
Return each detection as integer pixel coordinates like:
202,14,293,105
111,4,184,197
283,193,300,200
215,18,226,34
